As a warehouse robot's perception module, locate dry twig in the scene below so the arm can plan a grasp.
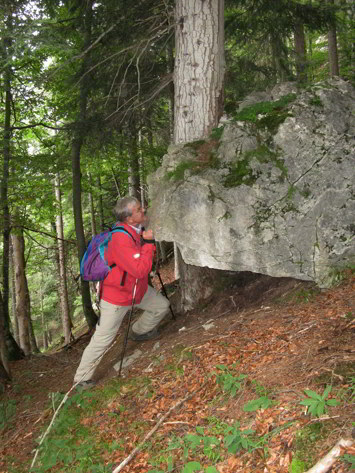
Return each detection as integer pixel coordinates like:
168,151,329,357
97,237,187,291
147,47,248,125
112,381,208,473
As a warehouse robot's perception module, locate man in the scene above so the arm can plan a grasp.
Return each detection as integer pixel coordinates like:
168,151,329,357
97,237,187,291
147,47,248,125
74,196,170,389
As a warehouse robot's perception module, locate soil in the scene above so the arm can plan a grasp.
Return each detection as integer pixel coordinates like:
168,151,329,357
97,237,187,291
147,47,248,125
0,262,354,473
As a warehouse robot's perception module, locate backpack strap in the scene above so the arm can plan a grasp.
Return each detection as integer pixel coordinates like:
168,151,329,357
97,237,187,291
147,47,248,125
110,226,135,286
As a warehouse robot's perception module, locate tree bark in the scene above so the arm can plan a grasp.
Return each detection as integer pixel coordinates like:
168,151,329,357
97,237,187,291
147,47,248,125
10,240,19,344
55,174,73,344
97,176,105,231
1,10,23,360
11,231,31,356
88,172,97,236
127,127,141,199
40,280,48,350
71,0,98,329
173,0,225,310
174,0,225,143
0,290,11,384
294,21,307,83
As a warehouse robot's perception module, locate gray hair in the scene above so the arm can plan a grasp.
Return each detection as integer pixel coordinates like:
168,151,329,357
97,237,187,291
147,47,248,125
113,196,140,222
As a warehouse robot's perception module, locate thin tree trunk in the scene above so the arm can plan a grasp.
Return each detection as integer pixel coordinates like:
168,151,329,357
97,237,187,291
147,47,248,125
97,176,105,231
270,34,292,82
328,0,340,76
1,11,23,360
88,172,97,235
0,290,11,384
10,240,19,344
138,128,145,207
40,279,48,350
71,0,98,330
12,231,31,356
294,21,307,83
128,127,140,199
28,313,39,354
54,174,73,344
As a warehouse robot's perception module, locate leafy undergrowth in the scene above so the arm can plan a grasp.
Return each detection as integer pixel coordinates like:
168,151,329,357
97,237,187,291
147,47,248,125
0,268,354,473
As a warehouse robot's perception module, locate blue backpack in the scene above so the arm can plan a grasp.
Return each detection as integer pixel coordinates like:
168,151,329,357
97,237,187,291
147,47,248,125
80,225,133,282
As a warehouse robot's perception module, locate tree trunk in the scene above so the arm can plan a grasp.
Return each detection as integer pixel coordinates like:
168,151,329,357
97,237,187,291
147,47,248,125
54,174,73,344
40,280,48,350
11,231,31,356
71,0,98,330
128,127,141,199
10,241,19,344
174,0,225,143
28,313,39,354
97,176,105,231
294,21,307,83
328,0,340,76
1,11,23,360
0,290,11,385
88,172,97,235
270,34,292,82
173,0,225,310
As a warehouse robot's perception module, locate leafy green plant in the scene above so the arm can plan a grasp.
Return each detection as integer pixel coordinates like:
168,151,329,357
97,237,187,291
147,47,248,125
182,463,218,473
251,380,272,397
0,399,17,431
214,364,247,397
243,396,273,412
299,386,339,417
224,422,256,453
342,453,355,469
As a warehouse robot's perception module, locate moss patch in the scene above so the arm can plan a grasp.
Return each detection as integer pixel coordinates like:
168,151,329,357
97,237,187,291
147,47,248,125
223,145,287,188
291,423,330,470
233,93,296,133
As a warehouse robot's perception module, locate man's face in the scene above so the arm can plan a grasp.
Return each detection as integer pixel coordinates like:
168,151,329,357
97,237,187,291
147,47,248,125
126,203,145,226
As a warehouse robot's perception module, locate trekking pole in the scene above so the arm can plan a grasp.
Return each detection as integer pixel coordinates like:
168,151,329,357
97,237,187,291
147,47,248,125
117,279,138,377
156,269,176,320
155,243,176,321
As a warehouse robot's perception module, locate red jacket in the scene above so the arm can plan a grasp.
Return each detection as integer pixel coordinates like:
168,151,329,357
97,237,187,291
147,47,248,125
100,223,155,306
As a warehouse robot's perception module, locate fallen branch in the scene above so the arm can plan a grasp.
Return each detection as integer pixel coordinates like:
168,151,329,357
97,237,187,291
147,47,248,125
112,381,208,473
30,332,124,470
304,438,353,473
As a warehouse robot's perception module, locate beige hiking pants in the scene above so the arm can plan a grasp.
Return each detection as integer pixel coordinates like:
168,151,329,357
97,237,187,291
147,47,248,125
74,285,169,383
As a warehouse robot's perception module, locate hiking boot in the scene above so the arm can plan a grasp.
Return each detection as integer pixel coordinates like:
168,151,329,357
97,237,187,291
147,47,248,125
129,327,159,342
75,379,96,391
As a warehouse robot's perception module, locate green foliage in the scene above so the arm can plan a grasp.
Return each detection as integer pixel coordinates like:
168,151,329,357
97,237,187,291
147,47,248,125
224,422,256,453
0,400,17,431
32,390,114,472
243,396,273,412
214,365,247,397
308,96,323,107
299,386,339,418
210,126,225,140
342,454,355,469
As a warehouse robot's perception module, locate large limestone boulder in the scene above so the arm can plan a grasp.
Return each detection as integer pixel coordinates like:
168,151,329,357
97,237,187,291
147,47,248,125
148,79,354,287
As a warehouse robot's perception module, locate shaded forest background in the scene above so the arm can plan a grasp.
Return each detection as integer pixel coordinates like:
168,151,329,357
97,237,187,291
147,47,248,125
0,0,354,376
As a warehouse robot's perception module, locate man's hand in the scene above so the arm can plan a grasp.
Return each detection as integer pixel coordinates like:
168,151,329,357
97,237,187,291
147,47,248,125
142,229,154,240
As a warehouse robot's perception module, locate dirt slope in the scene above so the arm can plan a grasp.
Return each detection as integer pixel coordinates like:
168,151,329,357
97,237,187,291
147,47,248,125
0,266,354,473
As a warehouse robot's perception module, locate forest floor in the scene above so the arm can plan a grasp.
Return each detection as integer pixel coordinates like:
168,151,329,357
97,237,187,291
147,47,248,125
0,263,354,473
